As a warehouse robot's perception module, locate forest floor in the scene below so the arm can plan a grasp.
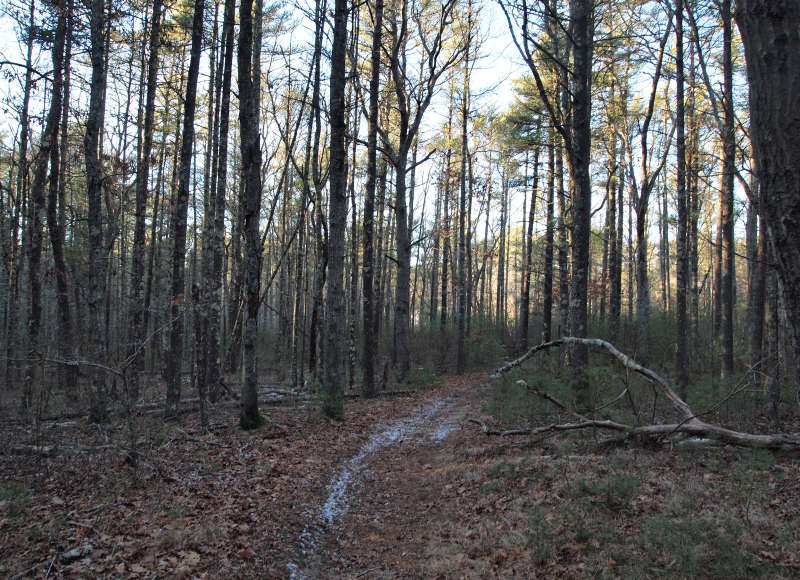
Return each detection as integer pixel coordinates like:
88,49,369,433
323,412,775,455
2,368,800,578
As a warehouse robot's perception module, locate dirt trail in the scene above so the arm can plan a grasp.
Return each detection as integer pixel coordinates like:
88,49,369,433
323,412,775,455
287,374,481,578
6,367,795,578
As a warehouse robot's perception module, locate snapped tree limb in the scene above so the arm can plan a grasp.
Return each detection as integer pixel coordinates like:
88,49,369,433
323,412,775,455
486,337,800,449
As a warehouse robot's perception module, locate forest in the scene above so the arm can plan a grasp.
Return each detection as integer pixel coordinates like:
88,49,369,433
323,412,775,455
2,0,800,577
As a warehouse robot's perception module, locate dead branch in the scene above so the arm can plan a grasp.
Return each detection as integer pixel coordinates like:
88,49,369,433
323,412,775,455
489,337,800,449
5,444,117,456
173,427,230,448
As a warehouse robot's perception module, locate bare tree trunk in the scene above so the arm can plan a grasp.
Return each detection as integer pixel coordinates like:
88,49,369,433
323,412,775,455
750,190,767,401
441,125,453,331
496,170,507,327
520,129,540,352
85,0,109,423
736,0,800,408
719,0,735,380
129,0,163,402
323,0,348,417
7,0,35,390
207,0,235,402
429,179,440,324
764,251,779,422
542,140,555,341
386,0,463,379
307,0,326,377
362,0,383,397
565,0,594,400
165,0,204,420
238,0,263,428
457,17,472,373
659,175,670,311
46,0,73,392
675,0,690,398
347,9,360,389
556,145,569,338
25,0,66,412
610,150,623,341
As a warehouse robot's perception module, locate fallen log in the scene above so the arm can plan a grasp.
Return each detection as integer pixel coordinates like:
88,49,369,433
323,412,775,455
487,337,800,450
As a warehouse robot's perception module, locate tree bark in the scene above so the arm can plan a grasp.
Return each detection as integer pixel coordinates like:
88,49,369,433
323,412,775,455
238,0,263,428
129,0,163,402
520,128,540,352
362,0,383,398
457,19,472,373
735,0,800,408
25,0,67,411
719,0,736,380
675,0,690,398
165,0,204,421
542,140,555,342
85,0,109,423
322,0,348,419
566,0,593,398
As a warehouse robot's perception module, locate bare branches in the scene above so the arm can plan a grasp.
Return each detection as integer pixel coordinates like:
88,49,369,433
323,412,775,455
489,337,800,449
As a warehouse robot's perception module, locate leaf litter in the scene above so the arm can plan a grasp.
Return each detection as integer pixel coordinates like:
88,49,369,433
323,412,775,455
1,370,800,578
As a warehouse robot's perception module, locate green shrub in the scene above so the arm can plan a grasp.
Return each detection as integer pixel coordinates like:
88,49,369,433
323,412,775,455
0,481,30,519
526,507,556,565
565,472,639,512
641,514,762,578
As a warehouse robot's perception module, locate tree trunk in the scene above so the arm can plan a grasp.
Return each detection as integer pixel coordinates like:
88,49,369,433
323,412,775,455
129,0,163,401
238,0,263,429
610,149,623,341
496,171,507,327
457,23,472,373
520,132,540,352
208,0,236,402
46,0,73,391
85,0,109,423
307,0,326,377
542,140,555,342
566,0,594,401
164,0,204,421
675,0,690,397
736,0,800,408
25,0,66,411
362,0,383,397
6,0,36,389
719,0,735,380
323,0,348,417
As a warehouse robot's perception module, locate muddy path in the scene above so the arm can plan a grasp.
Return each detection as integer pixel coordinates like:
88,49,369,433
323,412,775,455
287,372,487,578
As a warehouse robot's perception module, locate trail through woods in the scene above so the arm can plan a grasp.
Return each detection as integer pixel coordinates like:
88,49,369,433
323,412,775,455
2,370,800,577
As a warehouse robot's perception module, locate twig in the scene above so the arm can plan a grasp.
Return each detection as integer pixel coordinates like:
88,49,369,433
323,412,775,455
12,563,44,580
174,427,229,448
593,388,629,413
67,520,100,535
44,554,56,578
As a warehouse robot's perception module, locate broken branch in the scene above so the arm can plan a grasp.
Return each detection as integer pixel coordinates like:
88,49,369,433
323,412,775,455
488,337,800,449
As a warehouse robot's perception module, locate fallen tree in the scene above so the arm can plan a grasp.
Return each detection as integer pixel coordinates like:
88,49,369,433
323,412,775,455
480,337,800,449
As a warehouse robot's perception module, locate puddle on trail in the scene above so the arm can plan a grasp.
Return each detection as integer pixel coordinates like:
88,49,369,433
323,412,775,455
288,396,455,578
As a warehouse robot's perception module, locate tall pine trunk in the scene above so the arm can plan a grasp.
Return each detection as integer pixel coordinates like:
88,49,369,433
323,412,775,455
238,0,263,428
736,0,800,408
85,0,109,423
129,0,163,401
362,0,383,397
165,0,204,420
675,0,690,397
323,0,348,418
